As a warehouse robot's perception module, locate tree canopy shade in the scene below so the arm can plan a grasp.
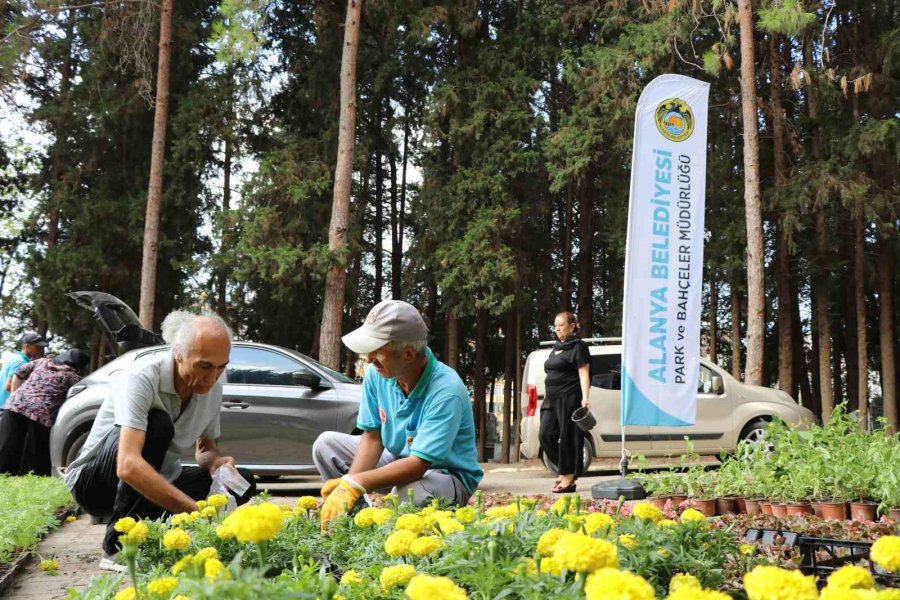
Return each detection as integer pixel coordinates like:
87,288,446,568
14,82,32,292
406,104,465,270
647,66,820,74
0,0,897,449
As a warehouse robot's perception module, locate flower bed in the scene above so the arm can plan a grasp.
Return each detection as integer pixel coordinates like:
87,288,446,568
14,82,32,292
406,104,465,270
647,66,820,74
68,492,900,600
0,474,75,592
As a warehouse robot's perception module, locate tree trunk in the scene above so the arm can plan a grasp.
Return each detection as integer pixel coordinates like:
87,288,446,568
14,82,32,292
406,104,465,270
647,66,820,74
47,15,75,253
501,310,514,463
709,276,718,363
138,0,174,329
374,101,384,302
446,301,459,370
512,305,522,461
731,275,742,380
319,0,364,370
561,183,573,310
853,205,867,430
389,134,400,299
842,220,859,412
792,276,814,409
576,174,593,334
877,234,897,434
737,0,765,386
475,308,487,462
216,115,232,317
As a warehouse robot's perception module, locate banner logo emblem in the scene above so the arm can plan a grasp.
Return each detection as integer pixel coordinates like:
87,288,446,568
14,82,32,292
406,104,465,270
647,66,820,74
655,98,694,142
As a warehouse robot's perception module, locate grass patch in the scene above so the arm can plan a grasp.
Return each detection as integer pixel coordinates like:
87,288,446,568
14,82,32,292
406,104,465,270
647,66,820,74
0,474,74,564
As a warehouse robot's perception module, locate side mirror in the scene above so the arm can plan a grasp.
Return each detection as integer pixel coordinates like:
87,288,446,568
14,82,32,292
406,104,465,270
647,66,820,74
292,372,322,389
711,376,723,395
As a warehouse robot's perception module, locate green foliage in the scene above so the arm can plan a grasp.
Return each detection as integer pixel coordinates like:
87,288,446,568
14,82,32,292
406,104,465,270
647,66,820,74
0,475,73,564
757,0,817,37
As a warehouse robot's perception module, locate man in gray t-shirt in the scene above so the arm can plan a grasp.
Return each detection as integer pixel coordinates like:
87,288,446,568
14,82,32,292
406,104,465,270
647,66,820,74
66,311,256,557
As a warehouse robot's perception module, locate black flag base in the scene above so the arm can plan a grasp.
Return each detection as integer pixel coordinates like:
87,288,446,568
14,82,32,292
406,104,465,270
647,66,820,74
591,478,646,501
591,446,646,500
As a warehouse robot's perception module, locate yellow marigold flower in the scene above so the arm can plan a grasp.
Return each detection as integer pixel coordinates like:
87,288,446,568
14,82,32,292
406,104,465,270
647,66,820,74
379,564,416,590
196,547,218,561
173,596,192,600
354,507,378,528
121,521,148,545
405,574,467,600
536,509,547,517
826,565,874,590
552,532,618,573
419,506,436,516
39,558,59,572
657,548,670,557
340,569,364,585
410,535,444,556
196,500,208,509
525,556,563,576
680,508,707,523
584,568,655,600
204,558,229,580
485,504,519,519
215,523,233,539
163,528,192,551
65,516,76,523
372,508,393,525
618,534,638,549
146,576,178,595
584,512,616,534
384,529,418,557
170,513,192,527
871,536,900,572
114,587,136,600
221,502,284,543
536,528,567,557
667,588,732,600
659,519,678,527
632,502,664,523
740,544,755,555
396,513,427,534
207,494,228,509
819,587,878,600
200,506,217,519
743,565,818,600
669,573,702,592
455,506,476,523
297,496,318,511
550,497,572,515
114,517,136,533
875,590,900,600
421,510,452,528
172,554,193,575
435,517,464,536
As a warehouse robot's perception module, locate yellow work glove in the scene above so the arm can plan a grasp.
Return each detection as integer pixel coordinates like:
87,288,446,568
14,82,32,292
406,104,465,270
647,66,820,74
320,477,341,499
320,475,365,532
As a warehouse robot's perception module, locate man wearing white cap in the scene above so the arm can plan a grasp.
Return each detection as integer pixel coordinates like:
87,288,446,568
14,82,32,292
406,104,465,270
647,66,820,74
314,299,482,530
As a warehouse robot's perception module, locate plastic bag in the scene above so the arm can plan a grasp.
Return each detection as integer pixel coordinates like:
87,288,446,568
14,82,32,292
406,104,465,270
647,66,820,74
209,464,251,514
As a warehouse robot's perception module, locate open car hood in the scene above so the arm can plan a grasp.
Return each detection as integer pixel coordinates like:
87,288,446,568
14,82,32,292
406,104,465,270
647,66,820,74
68,291,164,356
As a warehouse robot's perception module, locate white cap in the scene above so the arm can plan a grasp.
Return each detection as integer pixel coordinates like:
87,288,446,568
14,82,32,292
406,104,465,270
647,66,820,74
342,300,428,354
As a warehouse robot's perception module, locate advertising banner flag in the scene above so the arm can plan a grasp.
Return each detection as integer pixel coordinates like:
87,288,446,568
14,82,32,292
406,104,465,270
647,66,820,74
621,74,709,427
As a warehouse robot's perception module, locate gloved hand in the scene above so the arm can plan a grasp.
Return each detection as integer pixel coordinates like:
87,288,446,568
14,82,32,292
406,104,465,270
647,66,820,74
320,475,365,532
320,477,341,499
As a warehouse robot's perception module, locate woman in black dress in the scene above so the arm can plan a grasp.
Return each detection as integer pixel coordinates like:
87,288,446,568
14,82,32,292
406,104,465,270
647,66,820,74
539,312,591,493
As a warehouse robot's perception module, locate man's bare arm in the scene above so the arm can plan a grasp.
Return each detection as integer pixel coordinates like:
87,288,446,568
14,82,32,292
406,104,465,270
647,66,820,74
9,375,21,392
352,454,430,492
347,430,386,476
196,437,235,474
117,426,198,514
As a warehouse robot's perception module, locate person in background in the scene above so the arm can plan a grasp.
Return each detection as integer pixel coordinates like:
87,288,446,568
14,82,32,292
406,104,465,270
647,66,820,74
538,311,590,494
0,332,47,417
0,348,89,476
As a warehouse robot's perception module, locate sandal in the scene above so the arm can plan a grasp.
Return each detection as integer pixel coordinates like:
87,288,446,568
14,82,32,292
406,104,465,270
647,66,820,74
552,483,577,494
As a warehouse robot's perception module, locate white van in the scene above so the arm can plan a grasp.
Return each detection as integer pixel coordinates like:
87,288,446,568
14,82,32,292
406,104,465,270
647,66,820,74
519,338,815,474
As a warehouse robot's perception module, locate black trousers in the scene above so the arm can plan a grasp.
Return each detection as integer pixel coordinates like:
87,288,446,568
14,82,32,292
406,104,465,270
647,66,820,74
539,389,584,476
70,409,257,554
0,409,51,476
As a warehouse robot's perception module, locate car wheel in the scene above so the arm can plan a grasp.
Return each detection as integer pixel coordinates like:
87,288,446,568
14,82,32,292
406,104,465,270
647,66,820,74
541,436,593,476
741,419,769,444
64,431,89,467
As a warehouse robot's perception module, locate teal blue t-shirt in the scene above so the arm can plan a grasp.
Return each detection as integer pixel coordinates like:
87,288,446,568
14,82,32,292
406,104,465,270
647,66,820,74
0,352,30,408
357,348,483,493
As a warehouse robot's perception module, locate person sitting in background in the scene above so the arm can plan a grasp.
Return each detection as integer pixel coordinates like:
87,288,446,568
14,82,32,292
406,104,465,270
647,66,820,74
64,310,257,564
0,348,89,476
0,332,47,417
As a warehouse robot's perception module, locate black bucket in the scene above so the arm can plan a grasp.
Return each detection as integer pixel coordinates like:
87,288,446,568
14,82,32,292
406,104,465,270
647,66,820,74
571,406,596,432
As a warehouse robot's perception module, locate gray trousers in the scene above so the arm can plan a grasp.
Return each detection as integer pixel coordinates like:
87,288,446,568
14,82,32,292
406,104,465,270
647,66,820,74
312,431,470,507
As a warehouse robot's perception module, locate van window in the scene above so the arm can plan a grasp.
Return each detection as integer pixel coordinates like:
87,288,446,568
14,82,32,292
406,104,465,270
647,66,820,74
698,364,723,395
590,354,621,390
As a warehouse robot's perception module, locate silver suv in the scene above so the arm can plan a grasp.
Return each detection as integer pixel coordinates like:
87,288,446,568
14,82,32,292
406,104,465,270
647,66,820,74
50,292,361,477
519,338,815,474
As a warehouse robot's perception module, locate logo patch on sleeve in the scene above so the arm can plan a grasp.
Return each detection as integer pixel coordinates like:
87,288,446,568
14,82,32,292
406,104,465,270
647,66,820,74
379,408,387,424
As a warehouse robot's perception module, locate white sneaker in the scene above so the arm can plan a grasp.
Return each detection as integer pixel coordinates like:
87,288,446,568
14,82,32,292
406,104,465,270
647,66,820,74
99,554,128,573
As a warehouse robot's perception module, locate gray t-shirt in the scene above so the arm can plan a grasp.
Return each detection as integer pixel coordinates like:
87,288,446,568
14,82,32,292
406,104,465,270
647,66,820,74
65,353,222,490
